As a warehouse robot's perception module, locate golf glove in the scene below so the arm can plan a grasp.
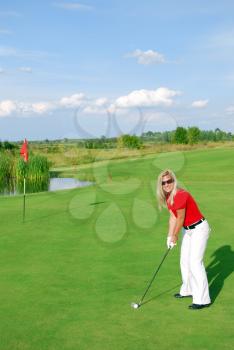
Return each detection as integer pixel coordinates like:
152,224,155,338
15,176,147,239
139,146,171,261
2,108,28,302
167,236,176,249
167,236,171,249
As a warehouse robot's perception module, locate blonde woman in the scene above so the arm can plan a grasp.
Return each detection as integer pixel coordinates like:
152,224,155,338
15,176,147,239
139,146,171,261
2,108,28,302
157,169,211,310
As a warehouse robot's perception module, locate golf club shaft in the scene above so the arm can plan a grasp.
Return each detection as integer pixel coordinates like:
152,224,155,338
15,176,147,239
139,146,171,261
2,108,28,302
139,248,170,304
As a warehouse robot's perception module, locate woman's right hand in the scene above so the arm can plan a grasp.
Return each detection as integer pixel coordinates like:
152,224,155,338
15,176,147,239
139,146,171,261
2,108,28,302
167,236,176,249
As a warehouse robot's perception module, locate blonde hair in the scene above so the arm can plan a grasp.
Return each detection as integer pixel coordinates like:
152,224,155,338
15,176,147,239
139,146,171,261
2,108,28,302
156,169,180,210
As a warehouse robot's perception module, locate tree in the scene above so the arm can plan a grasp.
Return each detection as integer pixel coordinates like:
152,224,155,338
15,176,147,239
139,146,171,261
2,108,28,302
3,141,16,150
117,134,143,149
187,127,201,145
174,127,188,144
84,140,94,149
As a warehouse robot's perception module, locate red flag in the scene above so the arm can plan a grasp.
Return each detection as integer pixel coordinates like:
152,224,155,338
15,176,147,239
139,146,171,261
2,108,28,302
20,138,29,162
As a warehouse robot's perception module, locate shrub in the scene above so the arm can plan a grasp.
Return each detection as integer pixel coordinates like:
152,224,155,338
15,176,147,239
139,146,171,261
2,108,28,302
117,134,143,149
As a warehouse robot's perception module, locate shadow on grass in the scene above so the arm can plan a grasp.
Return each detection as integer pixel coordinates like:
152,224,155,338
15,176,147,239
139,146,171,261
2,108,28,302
24,201,107,223
207,245,234,304
142,245,234,307
89,201,106,206
141,283,181,306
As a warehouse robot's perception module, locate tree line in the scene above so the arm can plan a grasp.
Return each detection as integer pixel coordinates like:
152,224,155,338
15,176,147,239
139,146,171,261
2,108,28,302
141,127,233,145
1,127,233,151
85,127,233,149
0,141,17,151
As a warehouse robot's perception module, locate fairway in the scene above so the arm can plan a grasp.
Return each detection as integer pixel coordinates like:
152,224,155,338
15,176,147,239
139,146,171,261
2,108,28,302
0,147,233,350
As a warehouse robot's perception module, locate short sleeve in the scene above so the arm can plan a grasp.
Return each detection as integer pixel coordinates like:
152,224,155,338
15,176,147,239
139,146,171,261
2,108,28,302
173,191,188,210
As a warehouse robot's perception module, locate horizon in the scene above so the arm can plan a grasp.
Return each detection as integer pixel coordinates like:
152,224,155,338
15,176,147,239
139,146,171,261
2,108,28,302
1,125,232,143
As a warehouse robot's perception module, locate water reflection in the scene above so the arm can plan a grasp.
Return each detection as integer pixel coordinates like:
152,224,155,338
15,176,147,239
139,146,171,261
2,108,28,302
0,178,16,196
0,177,92,196
17,178,49,194
49,178,92,191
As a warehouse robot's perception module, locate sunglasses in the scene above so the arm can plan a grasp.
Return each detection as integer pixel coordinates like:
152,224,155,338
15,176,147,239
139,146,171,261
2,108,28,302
162,179,174,186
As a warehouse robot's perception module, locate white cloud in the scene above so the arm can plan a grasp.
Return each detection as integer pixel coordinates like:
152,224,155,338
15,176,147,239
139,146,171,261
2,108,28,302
19,67,32,73
113,87,181,110
95,97,108,107
191,99,209,108
0,100,17,117
60,93,86,108
53,2,94,11
31,102,54,114
0,93,86,117
17,103,32,114
226,106,234,115
126,49,165,65
82,106,103,114
82,97,109,114
0,89,180,118
0,100,55,117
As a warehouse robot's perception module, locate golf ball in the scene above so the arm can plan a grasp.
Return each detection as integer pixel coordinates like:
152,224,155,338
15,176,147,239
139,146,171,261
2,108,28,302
131,303,139,309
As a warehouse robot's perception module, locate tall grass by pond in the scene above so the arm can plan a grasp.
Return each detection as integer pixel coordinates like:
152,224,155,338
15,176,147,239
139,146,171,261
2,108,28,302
0,154,50,194
0,154,15,194
16,155,50,181
0,154,14,180
15,155,50,193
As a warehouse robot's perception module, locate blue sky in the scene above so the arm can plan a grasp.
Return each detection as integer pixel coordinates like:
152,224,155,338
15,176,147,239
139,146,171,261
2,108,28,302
0,0,234,140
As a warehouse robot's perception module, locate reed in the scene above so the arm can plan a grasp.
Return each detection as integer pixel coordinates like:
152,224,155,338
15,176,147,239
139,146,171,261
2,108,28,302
16,158,28,179
28,155,50,181
0,154,14,180
16,155,50,182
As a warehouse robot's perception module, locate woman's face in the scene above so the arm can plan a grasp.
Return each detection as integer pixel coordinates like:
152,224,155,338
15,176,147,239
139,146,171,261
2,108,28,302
162,175,174,194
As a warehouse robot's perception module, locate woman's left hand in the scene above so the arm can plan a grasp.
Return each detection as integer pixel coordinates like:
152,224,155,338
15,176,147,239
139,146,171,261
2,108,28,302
168,241,177,249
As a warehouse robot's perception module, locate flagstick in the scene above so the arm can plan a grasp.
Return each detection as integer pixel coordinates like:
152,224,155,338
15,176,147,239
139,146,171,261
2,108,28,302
20,138,28,223
23,177,26,223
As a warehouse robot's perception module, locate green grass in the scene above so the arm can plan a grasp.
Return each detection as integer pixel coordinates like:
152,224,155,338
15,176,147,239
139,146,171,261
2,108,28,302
0,147,233,350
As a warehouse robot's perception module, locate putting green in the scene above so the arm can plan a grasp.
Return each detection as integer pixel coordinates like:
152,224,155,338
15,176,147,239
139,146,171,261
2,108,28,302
0,147,233,350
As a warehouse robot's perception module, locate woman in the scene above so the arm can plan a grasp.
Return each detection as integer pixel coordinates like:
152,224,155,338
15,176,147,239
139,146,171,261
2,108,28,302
157,169,211,310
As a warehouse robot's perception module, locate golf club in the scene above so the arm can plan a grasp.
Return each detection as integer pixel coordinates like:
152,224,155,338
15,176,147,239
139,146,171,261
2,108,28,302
131,247,171,309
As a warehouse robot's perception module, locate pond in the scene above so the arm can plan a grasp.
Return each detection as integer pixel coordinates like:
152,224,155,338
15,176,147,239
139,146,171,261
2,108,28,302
49,178,92,191
0,177,93,196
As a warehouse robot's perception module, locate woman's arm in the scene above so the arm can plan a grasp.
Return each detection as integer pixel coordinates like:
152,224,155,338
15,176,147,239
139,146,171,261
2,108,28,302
168,210,177,237
171,208,185,243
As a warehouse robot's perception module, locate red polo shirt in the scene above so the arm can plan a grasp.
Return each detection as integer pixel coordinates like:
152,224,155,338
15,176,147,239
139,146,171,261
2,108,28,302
166,189,204,227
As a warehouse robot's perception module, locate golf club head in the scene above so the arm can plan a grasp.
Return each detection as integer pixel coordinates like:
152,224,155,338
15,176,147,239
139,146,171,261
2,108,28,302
131,302,140,309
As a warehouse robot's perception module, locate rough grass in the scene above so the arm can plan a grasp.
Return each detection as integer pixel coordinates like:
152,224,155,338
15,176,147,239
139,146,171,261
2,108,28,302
31,141,234,168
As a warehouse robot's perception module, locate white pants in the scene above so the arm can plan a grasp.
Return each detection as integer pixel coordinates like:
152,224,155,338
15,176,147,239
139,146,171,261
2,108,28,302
180,220,211,305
